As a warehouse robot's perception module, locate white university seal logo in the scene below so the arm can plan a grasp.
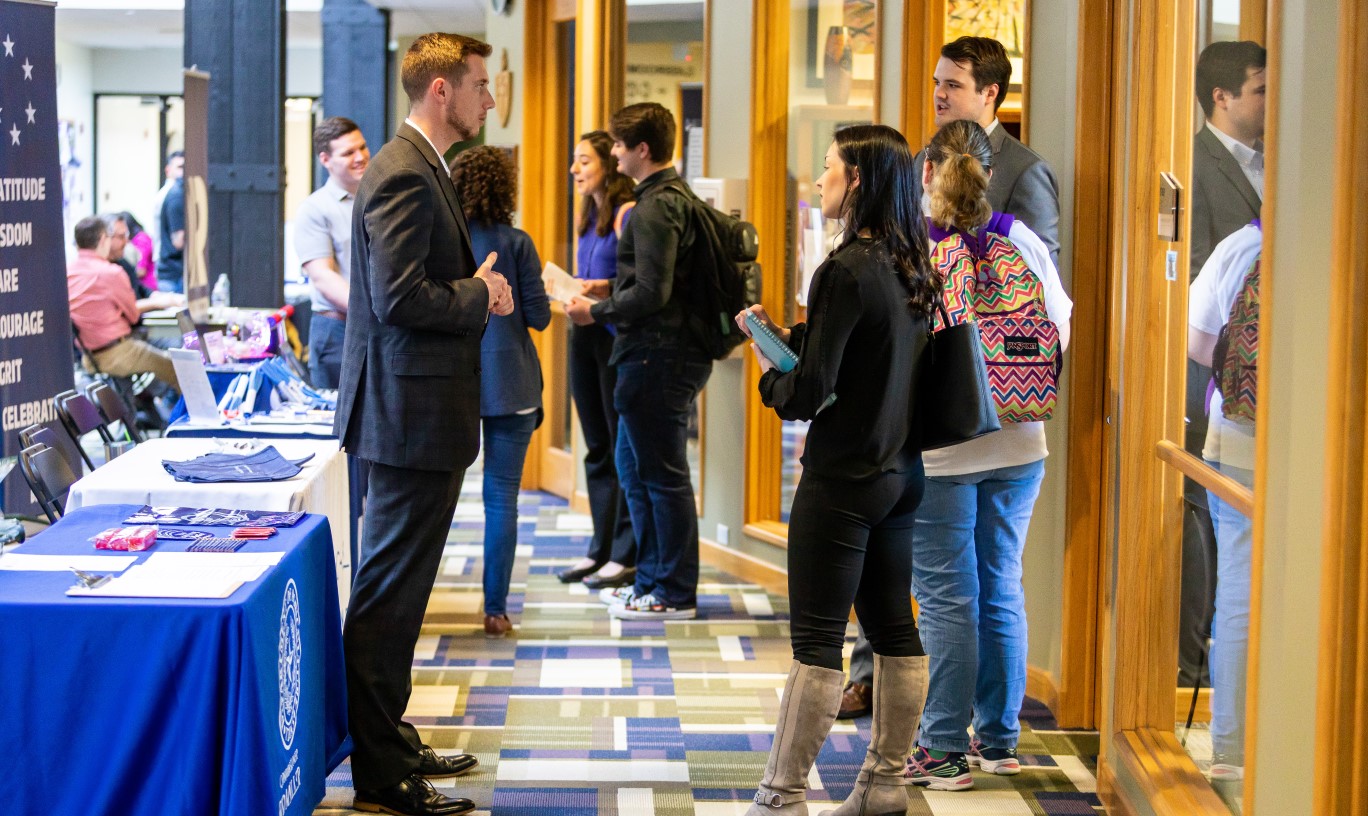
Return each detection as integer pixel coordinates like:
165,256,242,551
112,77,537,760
278,578,302,749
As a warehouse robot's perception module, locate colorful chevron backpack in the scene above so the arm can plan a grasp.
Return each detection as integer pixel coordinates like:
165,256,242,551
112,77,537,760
928,212,1062,423
1212,255,1261,424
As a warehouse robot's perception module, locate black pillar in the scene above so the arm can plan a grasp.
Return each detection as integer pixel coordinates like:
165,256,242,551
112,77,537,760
322,0,391,165
184,0,285,309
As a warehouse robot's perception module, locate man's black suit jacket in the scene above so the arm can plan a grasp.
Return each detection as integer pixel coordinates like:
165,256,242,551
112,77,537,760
1190,125,1262,276
334,122,491,472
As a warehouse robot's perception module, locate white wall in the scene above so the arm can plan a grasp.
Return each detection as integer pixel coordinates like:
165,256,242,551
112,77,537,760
483,5,524,150
55,39,95,255
89,46,322,97
1019,0,1079,685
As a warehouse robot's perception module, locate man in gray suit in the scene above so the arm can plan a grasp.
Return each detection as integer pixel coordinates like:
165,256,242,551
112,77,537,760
912,36,1061,267
839,35,1063,719
1179,39,1265,689
335,32,512,816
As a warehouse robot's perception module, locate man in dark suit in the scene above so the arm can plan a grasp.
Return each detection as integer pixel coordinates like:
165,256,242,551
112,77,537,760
1191,41,1265,275
1179,39,1266,689
839,35,1064,719
335,32,512,816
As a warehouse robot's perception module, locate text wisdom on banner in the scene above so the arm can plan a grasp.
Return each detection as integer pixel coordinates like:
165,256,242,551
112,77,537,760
0,1,77,511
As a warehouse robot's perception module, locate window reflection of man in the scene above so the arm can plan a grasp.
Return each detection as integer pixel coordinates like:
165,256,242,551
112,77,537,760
1179,40,1267,692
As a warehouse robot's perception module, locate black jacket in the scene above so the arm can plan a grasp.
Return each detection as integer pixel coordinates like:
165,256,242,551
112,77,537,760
588,168,704,363
760,238,929,481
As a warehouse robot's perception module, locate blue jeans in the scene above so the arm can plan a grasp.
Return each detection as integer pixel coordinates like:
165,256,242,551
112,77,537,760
911,459,1045,752
308,313,346,389
614,349,712,608
1206,460,1253,760
481,412,538,616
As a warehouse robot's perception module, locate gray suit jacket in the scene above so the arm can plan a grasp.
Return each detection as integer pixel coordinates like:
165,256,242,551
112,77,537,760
1190,125,1261,275
914,125,1062,268
334,122,491,471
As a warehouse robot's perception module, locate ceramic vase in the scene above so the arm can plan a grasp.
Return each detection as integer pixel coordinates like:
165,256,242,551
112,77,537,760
823,26,853,106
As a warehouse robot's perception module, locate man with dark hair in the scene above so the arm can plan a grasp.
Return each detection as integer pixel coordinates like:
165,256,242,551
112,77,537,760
1178,39,1266,695
565,102,712,622
918,36,1060,266
67,215,180,387
156,150,186,293
334,31,508,816
295,115,369,388
837,35,1064,722
1192,40,1265,272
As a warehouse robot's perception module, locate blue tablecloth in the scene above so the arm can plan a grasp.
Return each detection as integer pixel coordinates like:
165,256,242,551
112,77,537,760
167,364,275,424
0,504,350,816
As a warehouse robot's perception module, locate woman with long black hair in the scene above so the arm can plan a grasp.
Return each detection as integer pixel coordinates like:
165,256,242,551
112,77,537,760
737,124,936,816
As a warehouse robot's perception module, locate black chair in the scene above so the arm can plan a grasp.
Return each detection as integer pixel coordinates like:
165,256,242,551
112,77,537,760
18,443,77,523
85,381,144,444
53,391,111,470
18,423,85,479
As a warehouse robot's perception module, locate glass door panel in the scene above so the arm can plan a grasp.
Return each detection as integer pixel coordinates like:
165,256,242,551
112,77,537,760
1174,3,1265,812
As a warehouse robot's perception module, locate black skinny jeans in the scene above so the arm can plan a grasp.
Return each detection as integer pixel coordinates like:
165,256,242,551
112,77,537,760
787,463,927,671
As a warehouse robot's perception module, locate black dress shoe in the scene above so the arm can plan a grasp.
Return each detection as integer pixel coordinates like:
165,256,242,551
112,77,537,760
353,773,475,815
557,562,603,583
417,745,479,778
582,566,637,591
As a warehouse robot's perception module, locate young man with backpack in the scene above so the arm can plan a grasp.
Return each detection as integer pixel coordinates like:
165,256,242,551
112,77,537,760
1186,220,1262,782
566,102,713,621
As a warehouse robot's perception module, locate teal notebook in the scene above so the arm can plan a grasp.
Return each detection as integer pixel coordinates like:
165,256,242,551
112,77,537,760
745,311,799,373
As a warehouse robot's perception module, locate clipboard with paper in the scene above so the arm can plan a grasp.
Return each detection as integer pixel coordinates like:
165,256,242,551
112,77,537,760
541,261,598,305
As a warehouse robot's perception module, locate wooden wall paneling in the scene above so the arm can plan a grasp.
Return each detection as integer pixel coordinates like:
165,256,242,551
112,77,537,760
1058,0,1120,731
1109,0,1181,736
1314,1,1368,810
742,0,788,534
1239,0,1267,44
522,0,556,490
899,0,945,147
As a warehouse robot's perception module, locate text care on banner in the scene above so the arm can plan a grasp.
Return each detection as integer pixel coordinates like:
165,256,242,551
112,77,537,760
0,0,76,513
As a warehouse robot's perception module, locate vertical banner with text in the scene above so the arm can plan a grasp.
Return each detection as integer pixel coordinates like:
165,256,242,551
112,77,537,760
0,0,75,512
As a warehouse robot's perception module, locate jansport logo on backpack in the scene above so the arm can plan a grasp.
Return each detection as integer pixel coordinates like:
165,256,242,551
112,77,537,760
663,180,762,360
930,212,1061,423
1210,255,1260,424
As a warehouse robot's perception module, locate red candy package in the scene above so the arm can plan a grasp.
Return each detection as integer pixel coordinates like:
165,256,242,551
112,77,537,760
91,525,159,551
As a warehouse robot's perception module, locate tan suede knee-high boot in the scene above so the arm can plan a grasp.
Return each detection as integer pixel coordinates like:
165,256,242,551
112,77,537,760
744,660,846,814
820,654,929,816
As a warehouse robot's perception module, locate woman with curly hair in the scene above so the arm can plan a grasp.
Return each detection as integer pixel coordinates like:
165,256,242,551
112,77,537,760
450,145,552,638
737,124,934,815
555,130,640,591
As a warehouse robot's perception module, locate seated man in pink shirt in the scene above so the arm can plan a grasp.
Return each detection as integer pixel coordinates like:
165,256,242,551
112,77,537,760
67,215,183,388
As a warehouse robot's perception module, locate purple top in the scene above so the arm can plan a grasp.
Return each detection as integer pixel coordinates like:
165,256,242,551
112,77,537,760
927,211,1016,255
576,204,631,280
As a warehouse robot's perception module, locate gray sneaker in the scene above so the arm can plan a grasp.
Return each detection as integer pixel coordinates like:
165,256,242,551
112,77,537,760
608,593,697,620
599,585,636,606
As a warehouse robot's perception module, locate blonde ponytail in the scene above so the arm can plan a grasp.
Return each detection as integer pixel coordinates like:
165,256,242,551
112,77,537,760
924,120,995,233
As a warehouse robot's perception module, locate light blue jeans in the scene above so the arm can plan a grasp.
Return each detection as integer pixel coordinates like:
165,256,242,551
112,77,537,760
911,459,1045,753
1206,460,1253,760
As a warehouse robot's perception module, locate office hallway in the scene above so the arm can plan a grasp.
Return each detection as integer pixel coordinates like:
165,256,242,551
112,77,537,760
315,482,1103,816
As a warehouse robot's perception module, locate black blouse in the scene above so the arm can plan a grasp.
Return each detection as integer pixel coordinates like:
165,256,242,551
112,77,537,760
758,238,929,481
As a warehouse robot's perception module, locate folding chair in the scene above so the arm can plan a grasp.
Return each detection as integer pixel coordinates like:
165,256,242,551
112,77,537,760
85,381,144,444
19,423,85,479
53,391,112,470
18,443,78,523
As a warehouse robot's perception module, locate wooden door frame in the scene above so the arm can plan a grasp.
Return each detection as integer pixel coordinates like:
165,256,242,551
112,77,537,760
523,0,579,497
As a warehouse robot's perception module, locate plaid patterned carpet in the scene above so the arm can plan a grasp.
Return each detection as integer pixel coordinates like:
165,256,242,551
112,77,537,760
315,485,1102,816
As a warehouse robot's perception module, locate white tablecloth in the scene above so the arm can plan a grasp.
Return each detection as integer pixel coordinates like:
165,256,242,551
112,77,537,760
66,437,352,609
